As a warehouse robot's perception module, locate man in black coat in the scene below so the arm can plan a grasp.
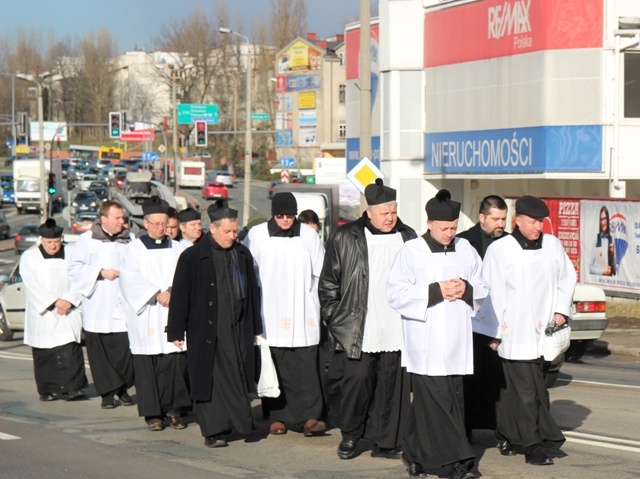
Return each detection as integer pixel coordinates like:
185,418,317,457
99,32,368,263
456,194,508,445
319,179,417,463
167,199,262,448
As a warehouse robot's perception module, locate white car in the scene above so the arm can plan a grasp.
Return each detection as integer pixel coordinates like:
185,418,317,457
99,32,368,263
208,171,234,188
0,263,25,341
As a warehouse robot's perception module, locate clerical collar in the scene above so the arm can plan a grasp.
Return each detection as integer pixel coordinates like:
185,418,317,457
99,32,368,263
206,232,232,251
267,217,301,237
140,234,171,249
39,244,65,259
362,212,395,235
511,226,543,250
422,230,456,253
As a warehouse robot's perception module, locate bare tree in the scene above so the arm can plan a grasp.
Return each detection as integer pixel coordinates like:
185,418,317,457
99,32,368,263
269,0,308,50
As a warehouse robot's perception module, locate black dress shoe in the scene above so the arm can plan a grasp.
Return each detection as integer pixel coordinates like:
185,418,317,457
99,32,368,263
168,415,187,430
525,451,554,466
101,395,116,409
62,390,87,401
204,435,228,448
118,391,133,406
498,439,517,456
371,446,403,459
337,438,359,460
449,464,476,479
544,443,568,458
39,393,57,402
401,452,428,478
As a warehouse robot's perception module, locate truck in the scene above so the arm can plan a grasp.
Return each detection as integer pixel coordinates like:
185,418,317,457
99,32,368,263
178,160,206,189
273,183,339,243
13,158,63,214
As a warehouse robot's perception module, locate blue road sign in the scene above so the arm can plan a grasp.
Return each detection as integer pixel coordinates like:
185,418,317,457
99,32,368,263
142,151,159,162
280,157,295,167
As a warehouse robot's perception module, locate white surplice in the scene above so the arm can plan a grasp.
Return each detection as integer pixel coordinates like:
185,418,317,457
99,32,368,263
244,222,324,347
119,238,185,355
480,234,576,361
68,230,135,333
21,245,83,349
387,237,488,376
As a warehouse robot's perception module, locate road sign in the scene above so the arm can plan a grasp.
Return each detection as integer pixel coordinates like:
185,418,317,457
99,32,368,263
178,104,219,125
346,157,384,194
142,151,159,162
121,129,155,142
280,169,290,183
276,130,293,147
280,157,295,168
44,143,51,151
157,144,166,153
251,113,270,121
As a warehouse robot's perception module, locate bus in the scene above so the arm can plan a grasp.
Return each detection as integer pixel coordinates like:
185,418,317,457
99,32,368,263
98,146,124,166
179,160,206,188
69,144,99,163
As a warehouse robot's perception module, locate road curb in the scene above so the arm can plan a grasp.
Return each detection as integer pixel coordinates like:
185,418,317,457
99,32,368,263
591,340,640,358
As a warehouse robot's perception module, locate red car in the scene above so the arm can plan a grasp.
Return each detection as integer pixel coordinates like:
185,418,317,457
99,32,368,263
71,212,99,234
202,181,229,200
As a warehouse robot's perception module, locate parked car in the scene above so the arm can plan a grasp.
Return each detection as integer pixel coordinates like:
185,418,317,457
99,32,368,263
202,181,229,200
71,211,99,234
0,263,25,341
0,212,10,239
14,223,39,254
208,170,234,187
544,283,609,387
72,191,99,212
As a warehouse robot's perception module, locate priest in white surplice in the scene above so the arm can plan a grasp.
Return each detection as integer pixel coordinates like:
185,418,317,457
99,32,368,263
244,192,326,437
69,200,135,410
480,195,576,466
21,219,87,402
388,190,488,479
119,196,190,432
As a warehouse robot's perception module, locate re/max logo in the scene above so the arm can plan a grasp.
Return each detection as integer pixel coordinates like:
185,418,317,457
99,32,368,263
488,0,532,39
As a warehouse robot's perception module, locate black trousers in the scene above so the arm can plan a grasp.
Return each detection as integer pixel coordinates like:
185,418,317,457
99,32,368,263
404,374,474,475
496,358,565,449
324,350,410,449
262,345,324,425
32,342,87,396
132,352,191,418
84,331,134,397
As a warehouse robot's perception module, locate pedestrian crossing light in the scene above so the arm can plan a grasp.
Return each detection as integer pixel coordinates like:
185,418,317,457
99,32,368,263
109,111,122,139
48,173,57,195
195,120,207,147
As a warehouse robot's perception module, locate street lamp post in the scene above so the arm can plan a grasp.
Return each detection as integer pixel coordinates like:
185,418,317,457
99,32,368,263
169,64,179,193
220,26,252,226
16,72,62,223
0,73,17,157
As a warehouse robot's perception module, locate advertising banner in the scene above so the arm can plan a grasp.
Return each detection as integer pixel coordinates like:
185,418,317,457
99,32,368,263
284,73,321,92
542,199,581,280
276,39,323,74
581,200,640,293
299,128,317,147
299,92,316,109
423,0,603,67
299,111,317,128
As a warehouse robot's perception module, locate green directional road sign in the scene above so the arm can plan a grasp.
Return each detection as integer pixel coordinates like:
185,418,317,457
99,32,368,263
251,112,270,121
178,104,219,125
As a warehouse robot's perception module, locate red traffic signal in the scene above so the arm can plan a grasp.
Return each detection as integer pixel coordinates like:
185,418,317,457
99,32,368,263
195,120,207,147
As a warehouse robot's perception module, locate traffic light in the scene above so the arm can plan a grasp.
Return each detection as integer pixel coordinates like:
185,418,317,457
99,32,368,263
48,173,57,195
109,111,122,139
195,120,207,147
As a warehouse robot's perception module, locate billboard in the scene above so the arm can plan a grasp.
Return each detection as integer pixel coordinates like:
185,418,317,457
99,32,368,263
276,39,323,74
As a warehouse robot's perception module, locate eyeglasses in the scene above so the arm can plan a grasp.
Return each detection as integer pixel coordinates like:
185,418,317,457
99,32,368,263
600,217,608,223
147,221,168,228
275,214,295,220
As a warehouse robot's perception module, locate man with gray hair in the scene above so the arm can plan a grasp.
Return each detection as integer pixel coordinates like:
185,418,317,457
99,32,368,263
319,178,416,461
168,199,262,448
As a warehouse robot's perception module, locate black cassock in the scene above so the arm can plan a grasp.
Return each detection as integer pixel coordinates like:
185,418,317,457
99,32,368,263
32,342,87,396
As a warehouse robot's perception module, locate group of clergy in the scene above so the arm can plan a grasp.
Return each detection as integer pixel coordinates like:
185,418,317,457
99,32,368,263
20,182,575,479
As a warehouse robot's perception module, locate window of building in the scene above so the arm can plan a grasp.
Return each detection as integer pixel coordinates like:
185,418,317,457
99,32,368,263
338,122,346,139
624,52,640,118
339,84,346,104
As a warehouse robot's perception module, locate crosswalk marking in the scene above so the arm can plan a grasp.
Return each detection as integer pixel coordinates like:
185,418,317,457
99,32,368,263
0,432,21,440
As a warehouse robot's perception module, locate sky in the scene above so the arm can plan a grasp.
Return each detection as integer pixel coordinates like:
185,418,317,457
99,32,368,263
0,0,362,53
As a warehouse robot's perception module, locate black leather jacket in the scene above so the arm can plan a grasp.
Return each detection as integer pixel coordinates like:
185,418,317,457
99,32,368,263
318,216,417,359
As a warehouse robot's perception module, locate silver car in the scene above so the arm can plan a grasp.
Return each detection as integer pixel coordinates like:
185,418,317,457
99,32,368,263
209,171,234,188
0,264,25,341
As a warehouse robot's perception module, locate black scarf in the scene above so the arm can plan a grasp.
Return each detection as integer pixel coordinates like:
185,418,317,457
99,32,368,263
39,244,65,259
511,226,543,250
267,217,301,237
